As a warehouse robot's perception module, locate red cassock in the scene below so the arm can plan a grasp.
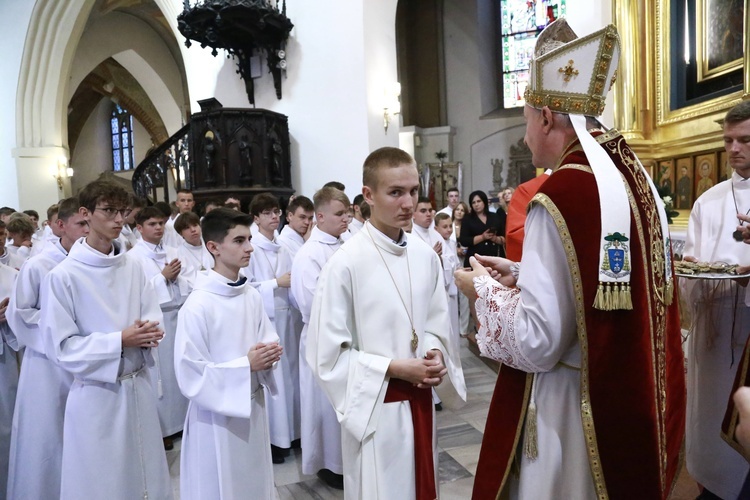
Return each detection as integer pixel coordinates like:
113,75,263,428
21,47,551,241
472,132,686,500
505,172,550,262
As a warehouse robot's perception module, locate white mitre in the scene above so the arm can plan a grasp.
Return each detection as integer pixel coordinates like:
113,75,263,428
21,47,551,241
525,19,671,311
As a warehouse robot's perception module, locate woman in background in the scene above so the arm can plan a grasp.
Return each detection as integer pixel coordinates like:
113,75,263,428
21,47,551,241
459,190,506,267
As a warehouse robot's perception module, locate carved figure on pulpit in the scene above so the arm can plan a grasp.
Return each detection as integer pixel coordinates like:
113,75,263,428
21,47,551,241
270,139,284,186
491,158,504,193
204,131,217,184
238,134,254,185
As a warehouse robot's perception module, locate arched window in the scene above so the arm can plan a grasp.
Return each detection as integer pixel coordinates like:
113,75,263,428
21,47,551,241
500,0,566,109
111,104,135,171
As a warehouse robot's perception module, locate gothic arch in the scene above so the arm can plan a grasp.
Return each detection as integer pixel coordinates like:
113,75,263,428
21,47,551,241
15,0,185,152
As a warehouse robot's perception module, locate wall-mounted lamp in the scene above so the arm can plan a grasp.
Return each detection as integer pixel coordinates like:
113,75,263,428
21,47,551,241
51,157,74,190
383,82,402,134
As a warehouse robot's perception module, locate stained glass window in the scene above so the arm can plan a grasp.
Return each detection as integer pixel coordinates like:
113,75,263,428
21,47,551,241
500,0,566,109
111,104,135,171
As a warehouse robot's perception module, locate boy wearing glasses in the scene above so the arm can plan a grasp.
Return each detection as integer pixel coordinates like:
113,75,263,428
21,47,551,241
40,181,172,499
247,193,298,463
129,206,190,450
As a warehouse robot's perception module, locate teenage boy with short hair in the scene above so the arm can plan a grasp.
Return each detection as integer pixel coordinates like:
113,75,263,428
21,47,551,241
6,214,35,262
278,195,314,259
163,189,195,248
118,196,147,252
412,196,443,256
39,180,172,499
6,197,89,499
307,147,466,499
30,204,60,257
247,193,298,463
175,208,282,500
129,206,190,449
0,222,26,270
174,211,214,285
291,186,350,489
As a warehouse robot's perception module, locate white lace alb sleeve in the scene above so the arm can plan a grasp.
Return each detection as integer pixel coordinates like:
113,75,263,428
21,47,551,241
473,275,545,372
473,204,579,373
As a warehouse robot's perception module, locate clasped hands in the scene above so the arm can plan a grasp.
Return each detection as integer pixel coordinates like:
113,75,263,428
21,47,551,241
248,342,283,372
388,349,447,388
122,319,164,348
454,254,517,298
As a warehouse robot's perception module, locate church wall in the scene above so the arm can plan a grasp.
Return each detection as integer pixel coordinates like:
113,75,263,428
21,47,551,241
443,0,614,199
70,98,113,194
0,1,37,210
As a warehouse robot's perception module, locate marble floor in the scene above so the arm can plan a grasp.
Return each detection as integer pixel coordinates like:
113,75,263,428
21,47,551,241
165,341,702,499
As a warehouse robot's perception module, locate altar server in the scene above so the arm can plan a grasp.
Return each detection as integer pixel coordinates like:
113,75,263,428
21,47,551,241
411,197,444,256
683,100,750,499
0,261,18,499
307,147,466,500
129,206,190,446
247,193,300,462
278,195,314,259
40,180,172,500
6,197,89,500
175,208,282,500
0,222,24,270
291,186,350,489
434,212,460,338
174,211,214,285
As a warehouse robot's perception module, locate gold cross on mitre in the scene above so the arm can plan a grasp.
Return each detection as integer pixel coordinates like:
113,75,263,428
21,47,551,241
558,59,579,82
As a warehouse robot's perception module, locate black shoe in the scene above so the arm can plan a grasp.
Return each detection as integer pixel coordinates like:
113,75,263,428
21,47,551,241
271,445,285,464
290,438,301,449
435,403,443,411
163,437,174,451
695,489,724,500
317,469,344,490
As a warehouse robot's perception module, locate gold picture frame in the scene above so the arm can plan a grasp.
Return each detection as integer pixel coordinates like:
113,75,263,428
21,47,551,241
654,0,749,126
696,0,745,82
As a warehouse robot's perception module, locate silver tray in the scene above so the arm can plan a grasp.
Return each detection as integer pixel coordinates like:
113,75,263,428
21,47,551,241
675,271,750,280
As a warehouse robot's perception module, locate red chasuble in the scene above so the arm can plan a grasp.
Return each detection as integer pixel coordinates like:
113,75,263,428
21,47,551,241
472,131,686,500
722,335,750,461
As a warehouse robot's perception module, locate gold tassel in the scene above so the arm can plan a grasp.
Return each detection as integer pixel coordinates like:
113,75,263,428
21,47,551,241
593,283,606,310
665,280,674,306
604,283,612,311
611,283,621,310
524,373,539,460
624,283,633,310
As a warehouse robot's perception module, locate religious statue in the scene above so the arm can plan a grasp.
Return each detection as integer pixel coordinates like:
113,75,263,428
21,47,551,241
204,131,217,184
270,139,284,186
491,158,504,193
238,134,254,185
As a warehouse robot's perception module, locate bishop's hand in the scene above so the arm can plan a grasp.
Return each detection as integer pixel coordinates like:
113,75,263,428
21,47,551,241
454,256,490,297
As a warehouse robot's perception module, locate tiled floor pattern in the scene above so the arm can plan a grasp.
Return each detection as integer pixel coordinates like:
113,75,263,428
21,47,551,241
166,342,702,499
